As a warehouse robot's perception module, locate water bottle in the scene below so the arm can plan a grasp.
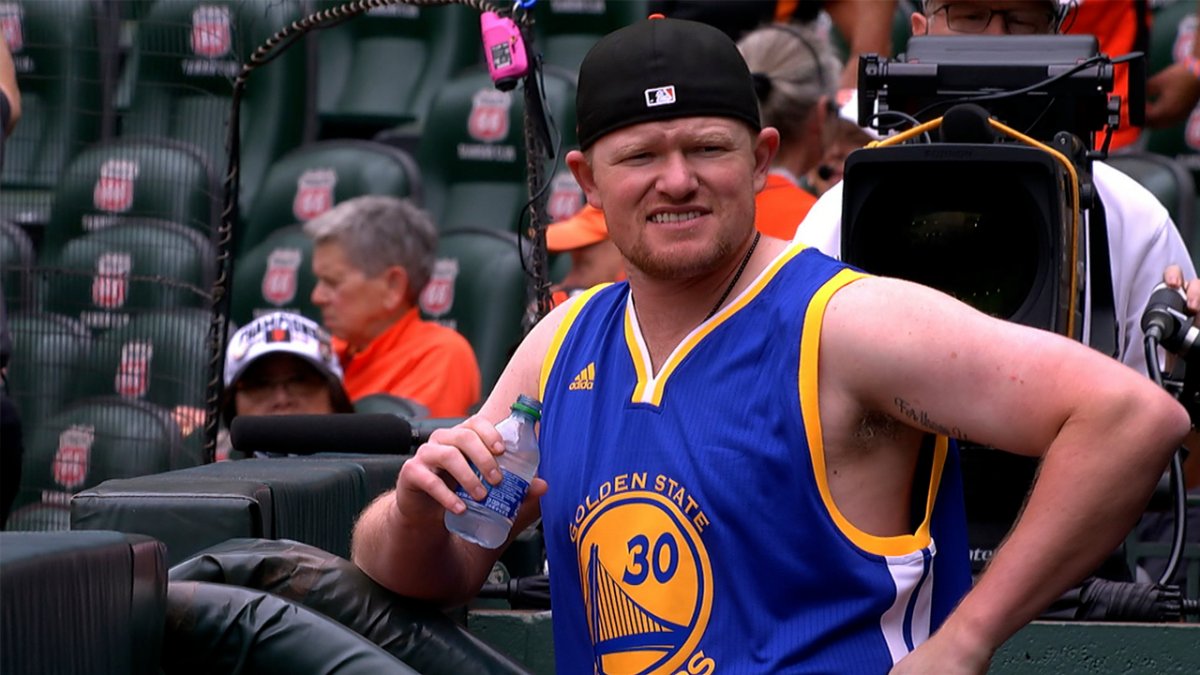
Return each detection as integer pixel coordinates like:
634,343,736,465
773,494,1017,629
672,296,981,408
445,395,542,549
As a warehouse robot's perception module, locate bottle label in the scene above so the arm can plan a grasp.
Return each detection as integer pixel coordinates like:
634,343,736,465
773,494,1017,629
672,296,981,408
455,468,530,521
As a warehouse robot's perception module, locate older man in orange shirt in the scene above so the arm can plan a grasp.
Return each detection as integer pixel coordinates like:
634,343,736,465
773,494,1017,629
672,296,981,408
305,195,481,418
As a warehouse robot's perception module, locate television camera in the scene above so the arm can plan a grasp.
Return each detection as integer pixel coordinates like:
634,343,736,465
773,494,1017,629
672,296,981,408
841,35,1197,621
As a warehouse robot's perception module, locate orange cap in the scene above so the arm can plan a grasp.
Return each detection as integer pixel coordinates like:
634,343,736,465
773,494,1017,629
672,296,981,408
545,204,608,252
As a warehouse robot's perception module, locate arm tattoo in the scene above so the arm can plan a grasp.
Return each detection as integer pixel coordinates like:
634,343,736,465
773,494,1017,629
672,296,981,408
894,397,969,441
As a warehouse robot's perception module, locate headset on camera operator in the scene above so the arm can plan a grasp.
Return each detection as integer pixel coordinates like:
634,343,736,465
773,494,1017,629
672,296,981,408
794,0,1197,620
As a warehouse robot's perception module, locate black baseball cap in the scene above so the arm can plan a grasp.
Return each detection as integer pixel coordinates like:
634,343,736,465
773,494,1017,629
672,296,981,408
575,16,762,150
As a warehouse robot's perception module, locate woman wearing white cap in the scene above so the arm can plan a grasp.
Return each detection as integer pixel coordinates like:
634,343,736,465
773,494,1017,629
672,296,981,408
220,311,354,427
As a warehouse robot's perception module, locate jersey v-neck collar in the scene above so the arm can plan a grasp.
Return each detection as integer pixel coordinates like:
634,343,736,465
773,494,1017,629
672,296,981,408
625,243,808,406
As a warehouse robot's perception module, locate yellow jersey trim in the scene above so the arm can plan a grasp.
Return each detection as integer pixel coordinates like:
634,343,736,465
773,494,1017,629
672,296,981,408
797,269,946,557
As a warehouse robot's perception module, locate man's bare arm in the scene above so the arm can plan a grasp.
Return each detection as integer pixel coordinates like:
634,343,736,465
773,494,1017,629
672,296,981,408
351,302,571,605
1144,0,1200,128
0,33,20,134
821,277,1189,671
824,0,897,91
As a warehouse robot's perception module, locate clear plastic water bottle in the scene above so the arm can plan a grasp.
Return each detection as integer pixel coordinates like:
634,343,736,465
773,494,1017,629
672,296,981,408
444,395,542,549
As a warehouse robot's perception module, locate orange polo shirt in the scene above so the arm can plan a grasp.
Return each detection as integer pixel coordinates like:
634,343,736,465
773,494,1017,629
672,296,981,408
755,172,818,240
333,308,481,418
1063,0,1148,151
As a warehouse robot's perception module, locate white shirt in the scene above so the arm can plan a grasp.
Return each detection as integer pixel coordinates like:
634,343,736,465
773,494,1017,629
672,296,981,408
795,161,1197,377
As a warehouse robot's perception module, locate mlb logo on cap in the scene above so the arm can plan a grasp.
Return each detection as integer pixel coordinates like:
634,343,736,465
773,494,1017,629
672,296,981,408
645,86,676,108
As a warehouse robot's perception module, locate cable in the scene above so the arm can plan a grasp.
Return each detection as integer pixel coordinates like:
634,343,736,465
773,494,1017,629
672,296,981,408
204,0,511,462
868,110,932,143
1142,333,1190,588
910,54,1107,123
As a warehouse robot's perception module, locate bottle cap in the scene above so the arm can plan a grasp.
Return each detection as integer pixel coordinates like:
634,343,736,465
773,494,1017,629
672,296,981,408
512,394,542,420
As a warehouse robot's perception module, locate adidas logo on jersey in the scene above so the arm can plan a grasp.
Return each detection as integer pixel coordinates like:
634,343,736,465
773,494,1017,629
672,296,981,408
569,362,595,391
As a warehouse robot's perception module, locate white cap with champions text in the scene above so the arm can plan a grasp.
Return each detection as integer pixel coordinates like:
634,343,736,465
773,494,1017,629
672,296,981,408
223,311,343,387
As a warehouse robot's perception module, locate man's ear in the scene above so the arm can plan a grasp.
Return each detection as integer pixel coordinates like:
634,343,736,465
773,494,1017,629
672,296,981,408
566,149,602,210
911,11,928,36
382,265,410,310
752,127,781,193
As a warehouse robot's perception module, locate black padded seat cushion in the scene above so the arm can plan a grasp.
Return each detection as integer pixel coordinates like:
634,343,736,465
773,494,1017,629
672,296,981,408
0,530,166,675
169,538,532,675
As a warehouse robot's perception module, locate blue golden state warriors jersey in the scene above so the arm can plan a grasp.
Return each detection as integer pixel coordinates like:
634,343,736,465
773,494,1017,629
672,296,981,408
536,244,971,674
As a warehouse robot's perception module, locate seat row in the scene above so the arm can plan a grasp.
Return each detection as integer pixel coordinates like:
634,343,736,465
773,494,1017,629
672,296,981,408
0,0,644,233
1,60,581,277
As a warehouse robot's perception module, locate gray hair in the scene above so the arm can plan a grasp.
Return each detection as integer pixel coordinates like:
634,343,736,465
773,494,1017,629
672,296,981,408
302,195,438,302
737,23,841,143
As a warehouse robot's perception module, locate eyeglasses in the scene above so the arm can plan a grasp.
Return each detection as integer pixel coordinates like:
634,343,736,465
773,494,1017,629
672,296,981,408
235,373,327,399
931,4,1057,35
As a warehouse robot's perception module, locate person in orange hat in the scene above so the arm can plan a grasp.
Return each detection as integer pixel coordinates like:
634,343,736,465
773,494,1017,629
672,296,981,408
544,203,626,309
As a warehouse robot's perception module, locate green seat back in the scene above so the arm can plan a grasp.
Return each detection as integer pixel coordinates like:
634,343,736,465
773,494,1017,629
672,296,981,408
122,0,309,215
8,396,193,530
1104,153,1196,245
239,140,423,255
0,220,36,311
1145,2,1199,173
353,393,429,420
78,308,212,414
416,66,579,234
230,225,319,327
531,0,648,73
0,0,108,226
42,219,216,332
417,228,528,394
41,139,218,258
6,311,92,434
315,1,480,139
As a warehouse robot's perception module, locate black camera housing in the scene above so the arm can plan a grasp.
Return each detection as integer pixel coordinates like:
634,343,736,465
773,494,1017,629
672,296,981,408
858,35,1129,145
843,143,1079,335
842,35,1126,337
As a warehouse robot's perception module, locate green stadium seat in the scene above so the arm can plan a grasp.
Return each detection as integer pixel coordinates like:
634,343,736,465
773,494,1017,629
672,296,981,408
5,311,92,435
230,225,319,327
1145,1,1199,178
7,396,196,531
0,0,114,230
415,66,579,235
530,0,647,73
77,307,212,415
1104,152,1196,244
40,138,219,259
418,228,529,395
0,219,36,312
314,1,481,141
353,393,430,420
238,139,423,256
42,219,216,333
120,0,310,217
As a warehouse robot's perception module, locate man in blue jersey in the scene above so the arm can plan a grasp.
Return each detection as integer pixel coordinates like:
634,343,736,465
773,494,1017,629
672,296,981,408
351,16,1188,673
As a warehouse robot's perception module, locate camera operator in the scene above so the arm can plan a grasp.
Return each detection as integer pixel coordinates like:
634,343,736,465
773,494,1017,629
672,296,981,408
797,0,1196,381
